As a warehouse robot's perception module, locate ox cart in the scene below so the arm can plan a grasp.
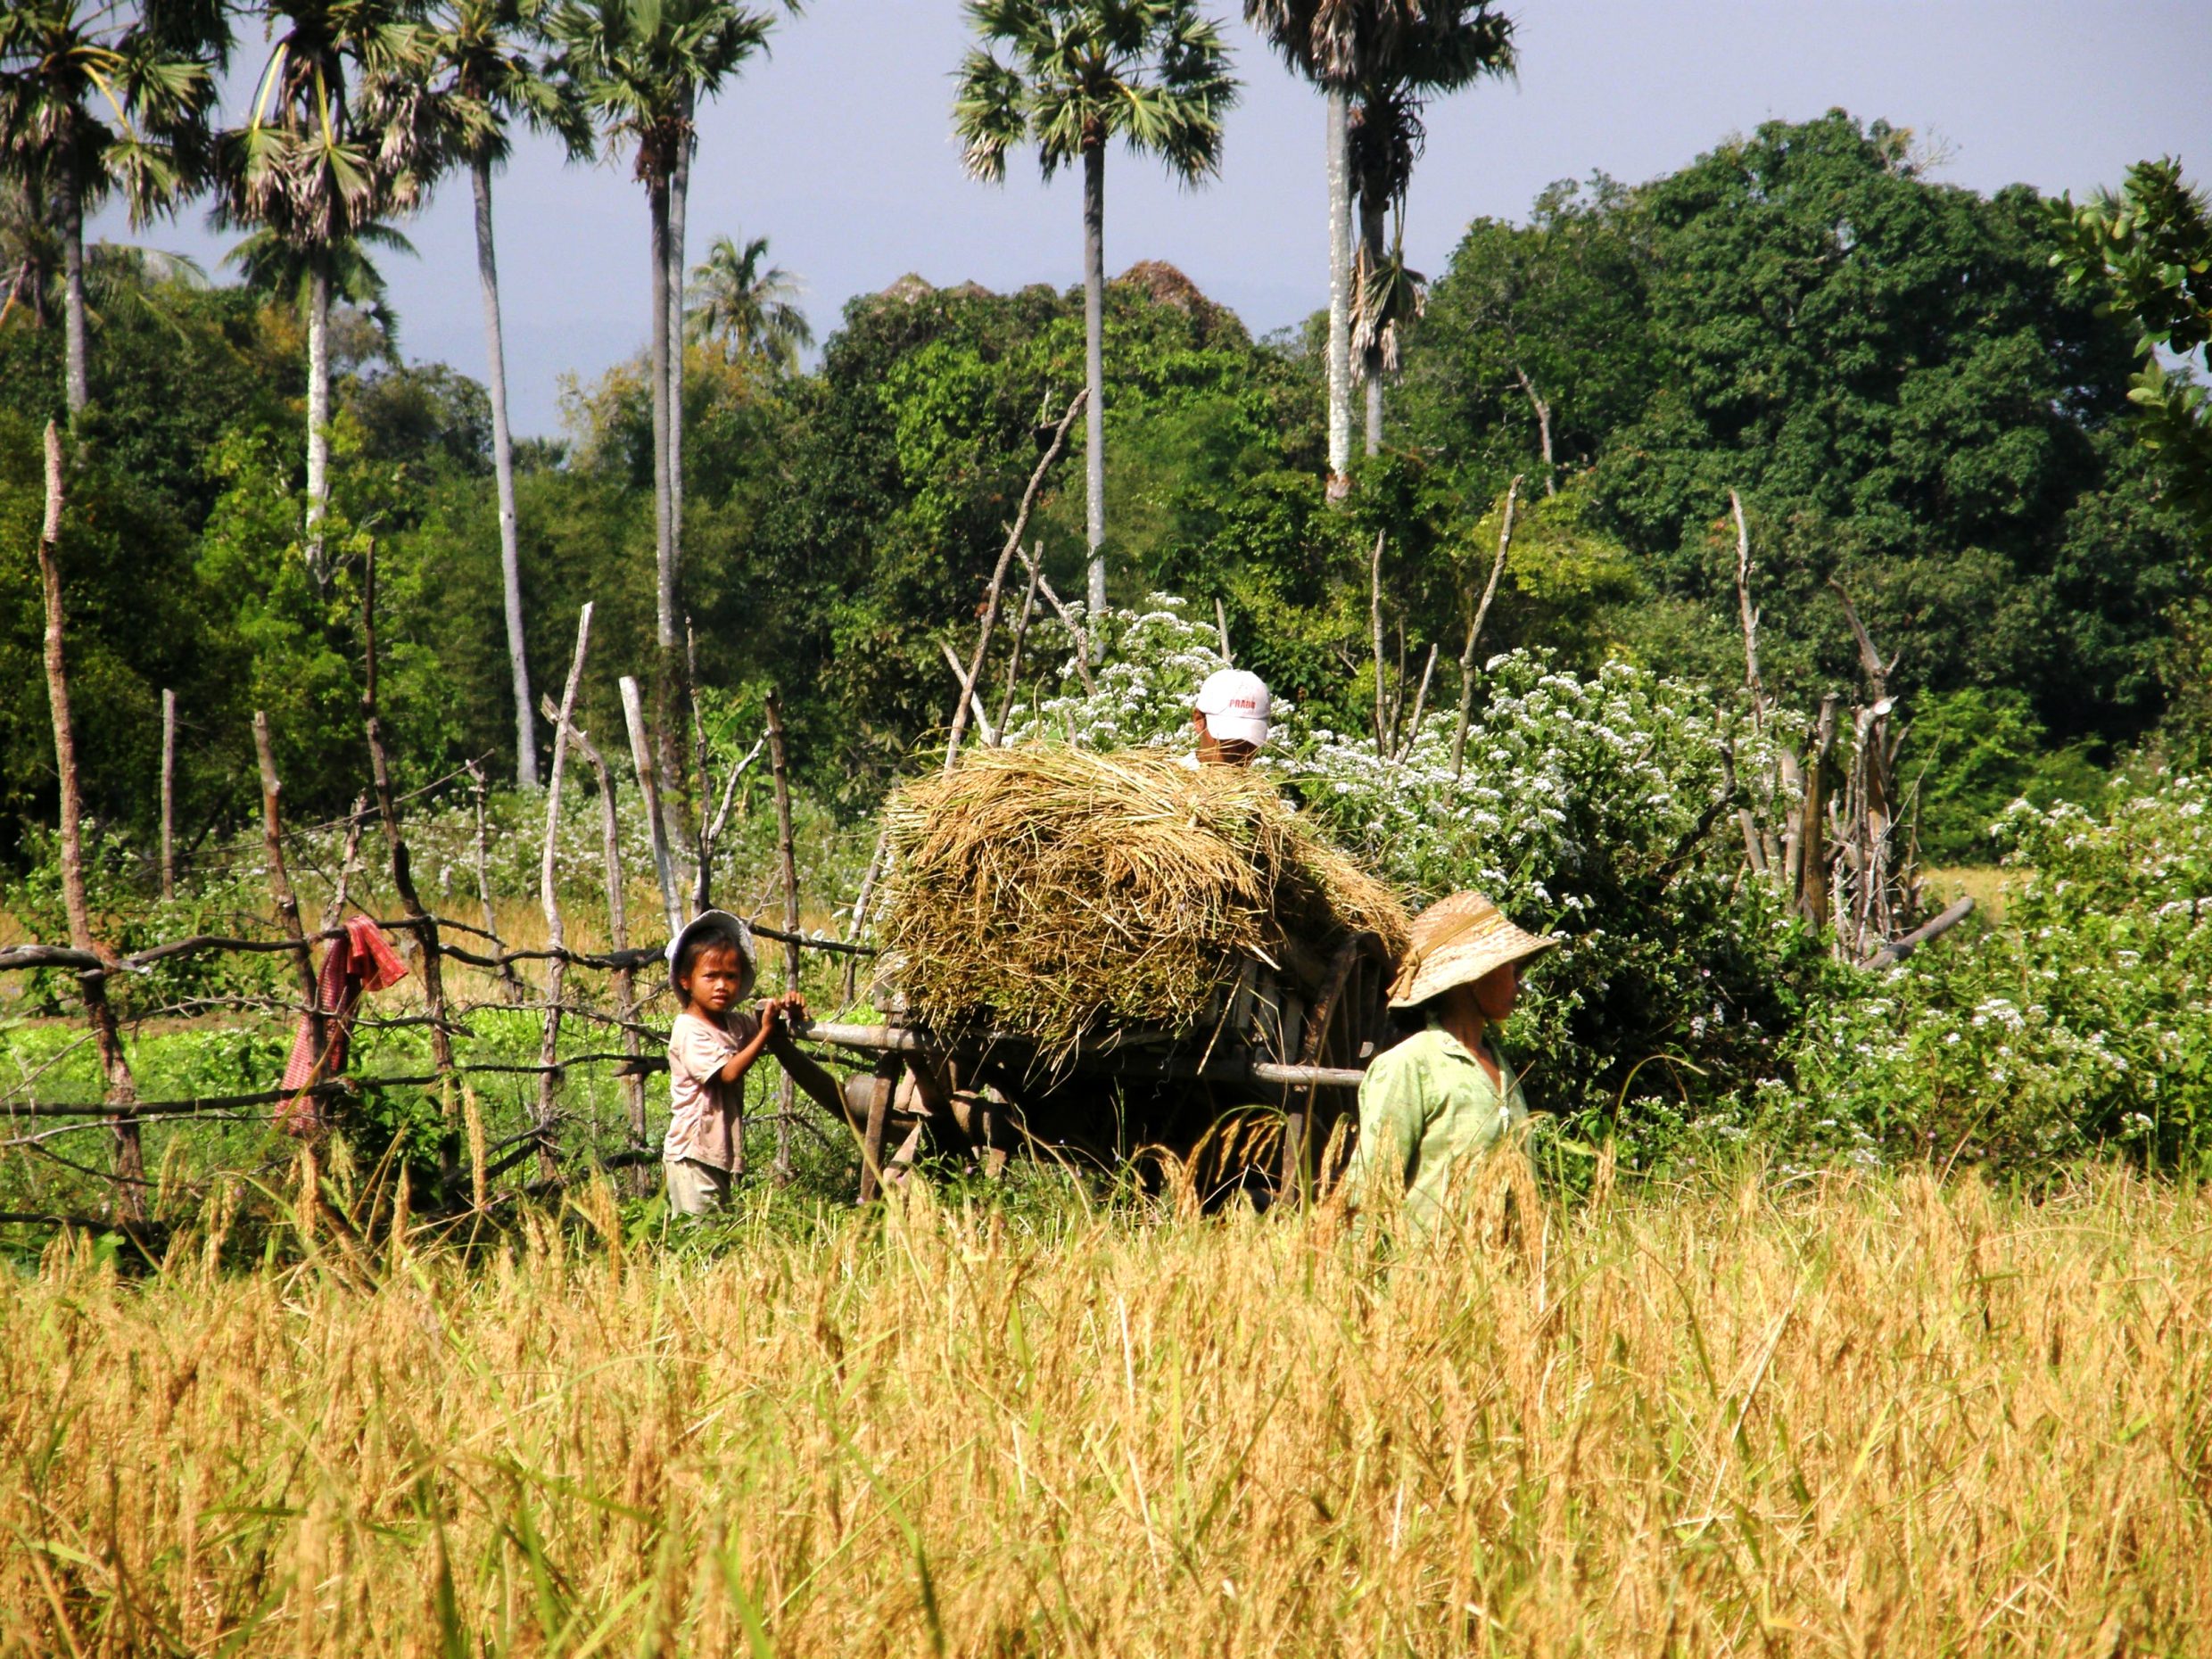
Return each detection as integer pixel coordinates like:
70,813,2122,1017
796,928,1399,1204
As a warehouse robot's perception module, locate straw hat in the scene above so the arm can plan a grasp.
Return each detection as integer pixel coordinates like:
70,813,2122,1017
1387,890,1557,1009
665,909,757,998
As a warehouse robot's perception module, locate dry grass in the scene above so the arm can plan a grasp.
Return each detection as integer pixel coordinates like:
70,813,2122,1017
4,1162,2210,1655
879,747,1408,1059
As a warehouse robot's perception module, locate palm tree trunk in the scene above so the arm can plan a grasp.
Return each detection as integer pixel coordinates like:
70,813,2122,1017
306,261,331,579
55,167,87,417
1082,140,1108,623
474,159,539,790
1359,195,1387,457
667,94,689,564
648,171,673,658
1325,87,1353,491
664,106,695,829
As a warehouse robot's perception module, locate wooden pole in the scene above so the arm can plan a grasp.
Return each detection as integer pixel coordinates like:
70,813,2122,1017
945,388,1086,772
548,700,647,1151
621,673,683,936
360,540,460,1198
764,689,802,1184
464,759,522,1001
1453,476,1520,779
1732,490,1764,729
841,823,890,1009
1019,549,1098,697
1368,529,1388,750
1398,644,1438,762
34,422,144,1217
252,711,325,1077
159,688,176,901
533,605,593,1183
318,794,368,935
993,543,1044,740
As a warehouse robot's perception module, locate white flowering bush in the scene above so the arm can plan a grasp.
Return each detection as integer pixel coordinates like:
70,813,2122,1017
1003,600,1834,1159
1795,777,2212,1168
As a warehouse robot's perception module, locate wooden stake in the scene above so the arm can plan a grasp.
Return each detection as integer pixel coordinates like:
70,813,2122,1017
253,711,325,1077
547,698,647,1151
1368,529,1389,750
620,674,683,936
35,422,143,1217
533,604,594,1183
159,688,176,901
945,387,1086,771
1397,644,1438,762
1453,476,1520,779
764,689,803,1183
318,794,368,936
463,760,523,1002
1731,490,1765,729
360,540,459,1197
1019,549,1097,696
994,543,1044,740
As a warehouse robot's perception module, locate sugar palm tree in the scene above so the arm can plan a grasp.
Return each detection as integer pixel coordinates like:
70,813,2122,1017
228,218,413,354
1249,1,1509,488
686,231,809,368
548,0,789,775
428,0,591,788
955,0,1237,621
213,0,437,580
1346,3,1511,454
0,0,221,418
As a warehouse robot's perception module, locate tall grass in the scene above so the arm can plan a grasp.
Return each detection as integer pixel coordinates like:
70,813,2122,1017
4,1161,2209,1655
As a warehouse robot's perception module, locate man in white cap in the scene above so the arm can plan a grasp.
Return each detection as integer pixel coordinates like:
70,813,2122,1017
1187,667,1272,767
1344,890,1557,1233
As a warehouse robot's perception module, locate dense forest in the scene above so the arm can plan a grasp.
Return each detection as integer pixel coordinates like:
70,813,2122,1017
2,96,2208,863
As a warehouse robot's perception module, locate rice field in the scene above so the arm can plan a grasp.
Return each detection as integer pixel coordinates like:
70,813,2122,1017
4,1157,2208,1656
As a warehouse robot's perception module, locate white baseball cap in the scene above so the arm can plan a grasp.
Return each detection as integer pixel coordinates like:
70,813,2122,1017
1195,668,1271,747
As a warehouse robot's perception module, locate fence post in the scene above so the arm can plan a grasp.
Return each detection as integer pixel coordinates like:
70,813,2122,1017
620,674,684,937
765,689,802,1184
533,605,593,1184
547,701,648,1155
160,688,177,901
360,541,461,1201
35,422,144,1217
253,711,326,1091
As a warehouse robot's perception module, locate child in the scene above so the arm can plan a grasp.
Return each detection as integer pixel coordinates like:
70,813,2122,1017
662,910,813,1216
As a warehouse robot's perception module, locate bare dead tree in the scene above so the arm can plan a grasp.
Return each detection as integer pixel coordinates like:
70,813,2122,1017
1453,476,1522,779
34,422,144,1217
1512,365,1556,497
945,388,1086,770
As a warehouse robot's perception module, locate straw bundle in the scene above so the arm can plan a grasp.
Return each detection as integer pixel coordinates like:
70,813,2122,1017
876,747,1409,1060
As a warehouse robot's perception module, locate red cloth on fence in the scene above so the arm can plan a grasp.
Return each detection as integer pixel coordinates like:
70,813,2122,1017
278,916,410,1132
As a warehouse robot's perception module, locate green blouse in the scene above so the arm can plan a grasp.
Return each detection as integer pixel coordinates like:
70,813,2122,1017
1344,1017,1529,1231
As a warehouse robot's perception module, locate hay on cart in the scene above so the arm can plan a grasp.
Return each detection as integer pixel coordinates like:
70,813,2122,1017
875,747,1410,1064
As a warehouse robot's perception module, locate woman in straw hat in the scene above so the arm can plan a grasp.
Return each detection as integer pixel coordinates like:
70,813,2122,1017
1343,891,1557,1231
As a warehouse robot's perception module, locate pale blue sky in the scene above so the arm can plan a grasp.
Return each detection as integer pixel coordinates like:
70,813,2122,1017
95,1,2212,436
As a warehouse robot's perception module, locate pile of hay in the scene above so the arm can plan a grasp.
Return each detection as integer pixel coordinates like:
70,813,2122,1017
876,747,1409,1060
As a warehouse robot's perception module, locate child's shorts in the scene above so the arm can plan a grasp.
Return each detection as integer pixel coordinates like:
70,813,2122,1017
664,1156,734,1217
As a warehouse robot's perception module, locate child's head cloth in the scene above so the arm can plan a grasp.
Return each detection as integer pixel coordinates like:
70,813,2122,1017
667,910,757,998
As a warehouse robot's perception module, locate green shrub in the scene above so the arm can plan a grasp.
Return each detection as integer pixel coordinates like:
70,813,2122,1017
1795,775,2212,1168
